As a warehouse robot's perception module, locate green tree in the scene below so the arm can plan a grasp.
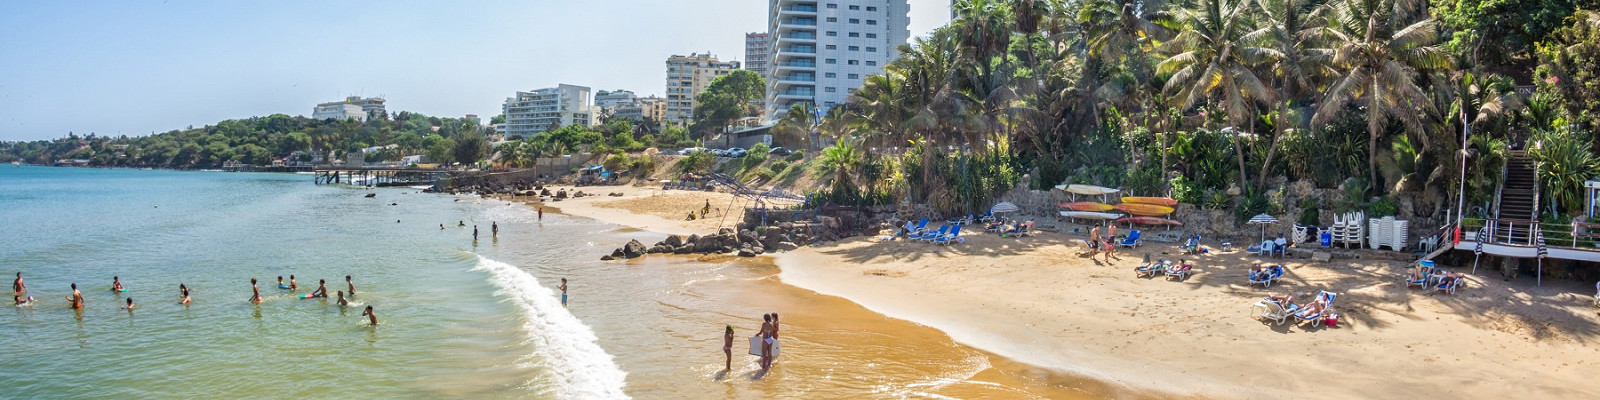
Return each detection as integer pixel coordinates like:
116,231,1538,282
1158,0,1279,190
452,131,489,166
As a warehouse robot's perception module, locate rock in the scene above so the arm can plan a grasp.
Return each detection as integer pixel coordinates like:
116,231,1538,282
738,249,756,257
685,234,701,246
610,248,625,258
664,235,685,248
673,246,693,254
718,227,736,236
623,239,647,258
773,241,799,251
721,246,735,254
751,246,765,255
647,245,670,254
601,255,615,261
540,188,552,197
737,229,759,245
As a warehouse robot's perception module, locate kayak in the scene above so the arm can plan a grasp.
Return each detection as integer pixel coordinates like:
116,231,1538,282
1058,202,1115,212
1115,203,1175,216
1060,184,1119,196
1121,197,1179,207
1117,216,1184,226
1059,211,1123,220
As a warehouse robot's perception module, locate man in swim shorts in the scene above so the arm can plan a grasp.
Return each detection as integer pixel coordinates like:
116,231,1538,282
361,305,378,325
111,276,124,292
249,278,263,303
346,275,356,297
67,283,84,309
311,279,328,298
289,275,298,292
558,278,568,307
13,272,24,294
336,291,350,306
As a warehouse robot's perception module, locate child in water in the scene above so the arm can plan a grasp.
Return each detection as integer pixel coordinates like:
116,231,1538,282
336,291,350,307
121,297,135,311
178,284,192,305
361,305,378,325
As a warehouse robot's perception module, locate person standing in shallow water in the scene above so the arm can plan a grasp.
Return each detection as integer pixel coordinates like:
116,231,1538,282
178,284,192,305
491,222,498,237
558,278,568,307
361,305,378,325
66,283,84,309
13,272,25,294
248,278,263,303
473,225,479,241
723,325,734,370
346,275,356,297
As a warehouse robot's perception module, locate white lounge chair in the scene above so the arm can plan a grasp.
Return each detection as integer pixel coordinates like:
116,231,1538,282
1252,299,1290,326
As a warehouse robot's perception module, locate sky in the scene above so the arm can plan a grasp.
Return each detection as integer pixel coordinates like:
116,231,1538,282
0,0,951,141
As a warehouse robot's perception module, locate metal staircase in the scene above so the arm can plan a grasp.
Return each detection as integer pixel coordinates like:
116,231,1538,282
1493,150,1539,243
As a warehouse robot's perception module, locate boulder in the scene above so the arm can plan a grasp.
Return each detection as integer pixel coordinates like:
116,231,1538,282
600,255,615,261
718,227,736,236
663,235,685,248
721,245,736,254
773,241,799,251
610,248,625,258
737,229,760,245
623,239,647,258
685,234,701,246
738,249,757,257
751,246,765,255
647,245,671,254
673,246,694,254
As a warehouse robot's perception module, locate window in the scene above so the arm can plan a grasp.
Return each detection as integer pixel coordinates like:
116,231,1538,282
849,18,860,24
825,72,837,78
866,47,877,52
866,33,877,38
848,73,859,79
848,32,859,37
826,3,837,8
866,60,877,66
847,60,859,65
848,46,859,51
826,31,837,37
867,6,877,11
848,88,859,94
825,87,837,93
827,17,837,22
825,101,838,107
848,5,859,10
825,58,837,64
867,20,877,25
826,44,837,50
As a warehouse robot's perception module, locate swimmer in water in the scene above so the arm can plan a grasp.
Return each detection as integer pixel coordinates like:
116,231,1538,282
361,305,378,325
289,275,298,292
14,295,32,306
121,297,135,311
249,278,263,303
311,279,328,298
66,283,84,309
277,276,285,289
440,223,445,230
558,278,568,307
336,291,350,307
111,276,124,292
345,275,356,297
178,284,192,305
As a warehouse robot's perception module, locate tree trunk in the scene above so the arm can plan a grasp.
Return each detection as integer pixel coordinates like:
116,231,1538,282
1257,103,1287,190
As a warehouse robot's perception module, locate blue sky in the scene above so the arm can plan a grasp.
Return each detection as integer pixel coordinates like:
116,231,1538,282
0,0,950,141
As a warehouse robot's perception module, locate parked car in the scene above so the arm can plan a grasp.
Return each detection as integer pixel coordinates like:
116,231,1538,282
768,147,792,156
711,149,730,157
728,147,748,158
678,147,702,155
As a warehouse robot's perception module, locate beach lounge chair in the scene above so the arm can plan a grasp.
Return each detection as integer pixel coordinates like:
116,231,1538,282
1118,230,1143,249
1180,235,1201,254
915,225,950,242
1249,265,1285,287
1294,291,1337,327
1403,266,1433,289
934,225,964,246
1165,262,1193,281
1136,259,1166,278
908,218,930,235
1252,299,1291,326
1433,274,1462,295
978,210,996,222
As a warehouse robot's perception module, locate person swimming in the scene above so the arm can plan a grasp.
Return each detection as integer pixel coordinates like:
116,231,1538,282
111,276,124,292
121,297,135,311
66,283,84,309
336,291,350,307
310,279,328,298
14,295,32,306
458,220,466,227
345,275,356,297
249,278,263,303
178,284,192,305
277,276,286,289
361,305,378,325
723,325,734,370
558,278,568,307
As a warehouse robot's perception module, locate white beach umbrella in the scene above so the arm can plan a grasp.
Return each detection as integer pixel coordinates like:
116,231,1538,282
1247,214,1279,241
990,202,1020,214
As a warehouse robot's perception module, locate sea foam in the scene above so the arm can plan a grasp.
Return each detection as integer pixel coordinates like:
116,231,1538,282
473,256,630,399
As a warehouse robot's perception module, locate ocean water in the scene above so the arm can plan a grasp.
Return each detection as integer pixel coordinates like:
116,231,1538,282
0,165,1111,399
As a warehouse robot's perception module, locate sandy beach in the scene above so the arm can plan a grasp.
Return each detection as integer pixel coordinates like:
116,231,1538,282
544,185,1600,399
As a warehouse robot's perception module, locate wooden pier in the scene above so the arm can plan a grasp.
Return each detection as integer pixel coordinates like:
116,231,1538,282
313,167,448,188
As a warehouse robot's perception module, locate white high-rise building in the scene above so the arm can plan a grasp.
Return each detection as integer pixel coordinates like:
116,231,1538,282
501,84,597,137
594,90,639,110
745,32,771,81
665,53,741,124
765,0,910,120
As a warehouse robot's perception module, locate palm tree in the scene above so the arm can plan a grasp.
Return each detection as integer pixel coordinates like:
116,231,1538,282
1308,0,1448,193
1157,0,1279,190
1248,0,1330,189
771,103,817,160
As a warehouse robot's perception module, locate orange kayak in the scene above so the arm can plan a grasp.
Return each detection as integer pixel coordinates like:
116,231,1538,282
1121,197,1179,206
1058,202,1115,212
1115,203,1175,216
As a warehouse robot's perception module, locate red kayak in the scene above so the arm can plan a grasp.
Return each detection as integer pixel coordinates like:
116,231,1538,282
1117,216,1183,226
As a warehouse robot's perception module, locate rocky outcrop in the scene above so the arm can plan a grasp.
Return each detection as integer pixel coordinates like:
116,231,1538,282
622,239,646,258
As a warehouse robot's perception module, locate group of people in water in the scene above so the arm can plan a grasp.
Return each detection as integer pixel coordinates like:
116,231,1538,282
12,272,377,325
723,312,781,371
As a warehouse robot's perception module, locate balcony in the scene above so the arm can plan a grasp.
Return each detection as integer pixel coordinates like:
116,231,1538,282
778,18,817,26
775,88,816,98
779,5,817,13
774,74,816,82
777,46,816,54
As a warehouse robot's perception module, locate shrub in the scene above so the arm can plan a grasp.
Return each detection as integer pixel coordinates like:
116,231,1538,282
1171,175,1202,205
678,150,714,173
1299,207,1321,225
755,169,775,181
1369,196,1397,217
767,160,790,174
603,154,627,171
785,151,804,162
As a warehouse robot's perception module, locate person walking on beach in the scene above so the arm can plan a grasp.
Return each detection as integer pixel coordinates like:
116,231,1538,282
1105,224,1119,259
178,284,192,305
361,305,378,325
558,278,568,307
703,199,711,216
66,283,84,309
723,325,735,370
1088,225,1102,255
249,278,263,303
346,275,356,297
310,279,328,298
111,276,124,292
13,272,24,295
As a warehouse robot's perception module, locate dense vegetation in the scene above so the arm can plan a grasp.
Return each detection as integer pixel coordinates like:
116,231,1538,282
795,0,1600,218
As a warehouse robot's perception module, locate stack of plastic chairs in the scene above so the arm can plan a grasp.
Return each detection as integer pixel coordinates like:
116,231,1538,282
1367,217,1388,250
1389,219,1409,251
1330,211,1366,248
1292,224,1311,245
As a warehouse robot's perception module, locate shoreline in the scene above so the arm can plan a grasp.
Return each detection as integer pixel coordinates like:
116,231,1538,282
522,183,1600,399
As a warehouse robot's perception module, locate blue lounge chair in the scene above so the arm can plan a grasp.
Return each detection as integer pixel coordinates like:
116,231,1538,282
1434,274,1462,295
978,210,996,222
1403,266,1433,289
934,225,964,245
1249,265,1285,287
1136,259,1166,278
915,225,950,242
908,218,930,236
1118,230,1143,249
1294,291,1337,327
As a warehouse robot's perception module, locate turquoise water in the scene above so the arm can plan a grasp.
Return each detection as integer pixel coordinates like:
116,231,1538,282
0,166,622,398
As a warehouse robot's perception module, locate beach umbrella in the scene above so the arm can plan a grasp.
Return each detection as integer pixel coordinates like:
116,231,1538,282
1247,214,1279,241
1536,228,1548,286
990,201,1020,214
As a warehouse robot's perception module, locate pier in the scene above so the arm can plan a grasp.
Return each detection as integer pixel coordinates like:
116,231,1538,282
313,167,449,187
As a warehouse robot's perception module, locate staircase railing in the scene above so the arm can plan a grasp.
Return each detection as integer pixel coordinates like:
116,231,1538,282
1463,218,1600,250
1530,160,1542,220
1493,156,1508,218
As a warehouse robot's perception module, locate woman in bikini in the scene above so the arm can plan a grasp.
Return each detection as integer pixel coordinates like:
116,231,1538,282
723,325,734,370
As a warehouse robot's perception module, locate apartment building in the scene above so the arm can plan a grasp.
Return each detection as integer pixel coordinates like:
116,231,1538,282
745,32,771,81
312,96,387,121
501,84,598,137
595,90,639,110
613,96,668,122
765,0,911,119
664,53,741,124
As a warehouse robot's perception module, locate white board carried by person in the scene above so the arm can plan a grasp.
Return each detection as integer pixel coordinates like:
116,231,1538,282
748,335,780,358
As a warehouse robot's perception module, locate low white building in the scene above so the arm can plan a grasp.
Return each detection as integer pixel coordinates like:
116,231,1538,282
312,103,367,122
502,84,598,137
